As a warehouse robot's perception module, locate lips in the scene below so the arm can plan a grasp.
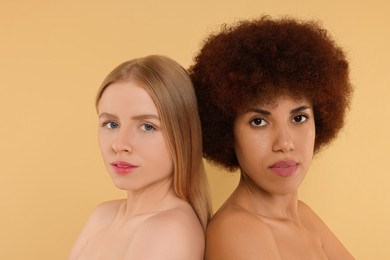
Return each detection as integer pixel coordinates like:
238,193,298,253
111,161,138,174
269,160,298,177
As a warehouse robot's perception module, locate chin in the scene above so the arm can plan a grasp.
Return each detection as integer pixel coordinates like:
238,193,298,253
110,179,136,191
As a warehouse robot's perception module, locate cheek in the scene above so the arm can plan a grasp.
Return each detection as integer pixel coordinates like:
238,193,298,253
301,126,316,156
98,132,111,155
234,132,267,167
149,138,173,169
309,124,316,146
153,150,174,177
162,145,174,168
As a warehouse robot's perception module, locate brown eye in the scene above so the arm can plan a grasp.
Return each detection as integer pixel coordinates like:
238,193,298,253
250,118,267,127
292,115,308,123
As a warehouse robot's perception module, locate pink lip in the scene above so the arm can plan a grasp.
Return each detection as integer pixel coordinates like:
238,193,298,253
269,160,298,177
111,161,138,175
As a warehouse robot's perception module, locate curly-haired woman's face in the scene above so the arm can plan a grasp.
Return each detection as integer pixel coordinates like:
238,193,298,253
233,95,315,195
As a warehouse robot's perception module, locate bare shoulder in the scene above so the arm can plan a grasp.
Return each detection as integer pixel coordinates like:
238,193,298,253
206,206,281,260
79,199,125,232
68,199,124,260
88,199,124,224
298,201,355,260
144,202,204,237
128,202,205,260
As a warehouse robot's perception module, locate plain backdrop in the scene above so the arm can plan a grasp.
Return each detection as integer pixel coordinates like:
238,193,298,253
1,0,389,259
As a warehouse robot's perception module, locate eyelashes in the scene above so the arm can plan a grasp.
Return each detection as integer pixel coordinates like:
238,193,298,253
249,113,310,127
140,123,156,132
292,114,309,123
100,120,157,132
101,121,119,129
250,118,267,127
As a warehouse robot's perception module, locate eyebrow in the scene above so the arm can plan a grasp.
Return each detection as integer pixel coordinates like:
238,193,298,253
247,105,311,115
98,112,117,119
133,114,160,121
291,105,311,114
247,108,271,115
98,112,160,121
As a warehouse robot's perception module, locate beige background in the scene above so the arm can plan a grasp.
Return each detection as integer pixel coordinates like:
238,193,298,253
1,0,389,259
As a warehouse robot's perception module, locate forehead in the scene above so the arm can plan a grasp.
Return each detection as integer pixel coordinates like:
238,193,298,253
98,81,158,115
240,93,312,112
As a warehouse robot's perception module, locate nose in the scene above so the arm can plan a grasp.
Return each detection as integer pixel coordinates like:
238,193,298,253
112,128,133,153
272,124,295,153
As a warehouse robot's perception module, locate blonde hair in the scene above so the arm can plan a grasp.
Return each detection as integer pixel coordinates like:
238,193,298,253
96,55,212,229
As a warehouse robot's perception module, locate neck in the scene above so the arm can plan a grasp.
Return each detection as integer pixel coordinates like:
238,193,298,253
233,173,300,221
123,176,177,216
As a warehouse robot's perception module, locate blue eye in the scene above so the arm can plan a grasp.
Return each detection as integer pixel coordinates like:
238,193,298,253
141,123,155,132
292,115,308,123
104,121,119,129
250,118,267,127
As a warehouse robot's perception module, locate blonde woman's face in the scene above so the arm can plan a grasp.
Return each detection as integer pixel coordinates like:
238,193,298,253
97,81,173,192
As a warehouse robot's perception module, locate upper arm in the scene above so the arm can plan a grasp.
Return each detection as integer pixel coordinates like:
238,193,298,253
68,215,94,260
299,201,355,260
68,200,122,260
205,211,282,260
127,209,205,260
317,220,355,259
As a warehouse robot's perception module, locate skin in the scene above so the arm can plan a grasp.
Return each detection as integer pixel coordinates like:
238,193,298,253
205,96,354,260
69,81,204,260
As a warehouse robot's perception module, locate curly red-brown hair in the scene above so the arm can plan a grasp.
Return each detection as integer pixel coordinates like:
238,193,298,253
189,16,352,171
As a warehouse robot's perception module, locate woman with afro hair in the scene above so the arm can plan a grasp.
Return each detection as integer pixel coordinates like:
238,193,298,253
190,16,354,259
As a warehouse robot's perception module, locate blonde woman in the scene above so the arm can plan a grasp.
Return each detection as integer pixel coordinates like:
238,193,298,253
69,55,211,260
